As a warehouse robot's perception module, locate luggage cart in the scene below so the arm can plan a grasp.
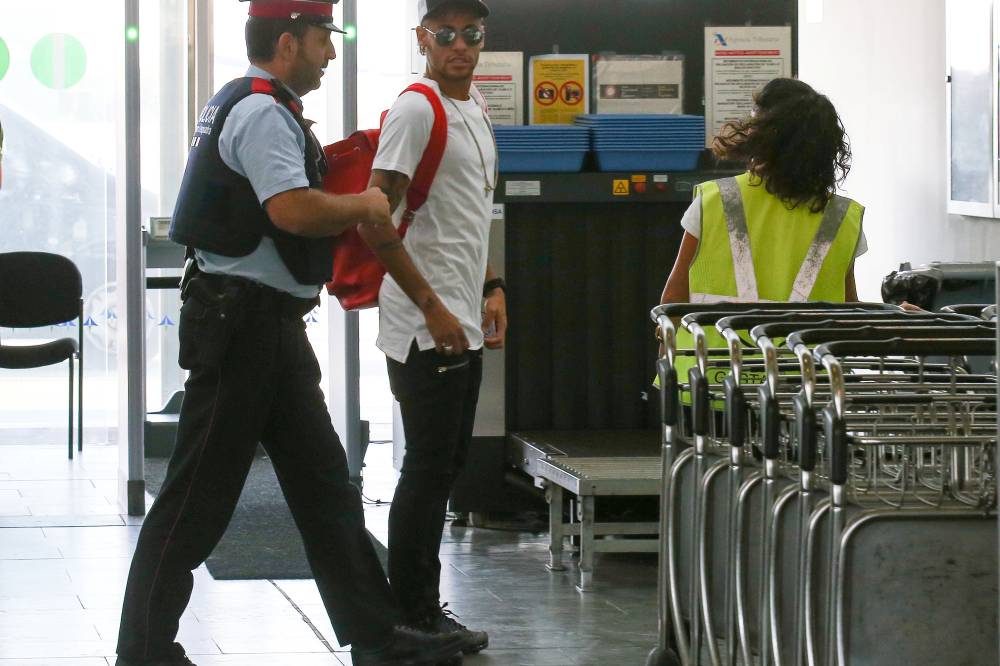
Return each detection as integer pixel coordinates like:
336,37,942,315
647,303,900,666
806,334,997,666
647,304,996,666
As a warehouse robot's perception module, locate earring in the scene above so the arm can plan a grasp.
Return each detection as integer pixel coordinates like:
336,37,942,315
419,46,427,55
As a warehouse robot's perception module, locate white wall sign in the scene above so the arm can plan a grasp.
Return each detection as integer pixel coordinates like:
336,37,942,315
475,52,524,125
593,54,685,115
704,26,793,147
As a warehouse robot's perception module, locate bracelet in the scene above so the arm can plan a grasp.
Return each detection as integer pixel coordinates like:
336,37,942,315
483,277,505,298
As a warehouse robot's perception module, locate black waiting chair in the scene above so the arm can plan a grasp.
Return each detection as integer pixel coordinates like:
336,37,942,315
0,252,83,458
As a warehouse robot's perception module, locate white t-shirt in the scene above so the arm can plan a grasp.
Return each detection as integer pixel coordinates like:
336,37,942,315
373,79,497,363
680,194,868,258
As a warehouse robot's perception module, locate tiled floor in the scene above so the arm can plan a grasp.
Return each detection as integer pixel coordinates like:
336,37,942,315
0,442,659,665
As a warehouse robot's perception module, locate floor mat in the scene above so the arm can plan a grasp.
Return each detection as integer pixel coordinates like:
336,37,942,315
144,456,388,580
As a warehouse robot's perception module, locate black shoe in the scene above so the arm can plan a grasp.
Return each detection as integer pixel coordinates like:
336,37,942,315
115,654,196,665
435,655,463,666
351,625,465,666
415,603,489,654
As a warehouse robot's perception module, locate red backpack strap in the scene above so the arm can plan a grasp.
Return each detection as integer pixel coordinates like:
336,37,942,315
250,77,303,116
395,83,448,229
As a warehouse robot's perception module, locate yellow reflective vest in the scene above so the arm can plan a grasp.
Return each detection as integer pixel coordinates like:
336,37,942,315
688,172,863,303
671,172,863,391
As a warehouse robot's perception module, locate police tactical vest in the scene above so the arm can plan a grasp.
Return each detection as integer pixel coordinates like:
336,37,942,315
170,77,334,285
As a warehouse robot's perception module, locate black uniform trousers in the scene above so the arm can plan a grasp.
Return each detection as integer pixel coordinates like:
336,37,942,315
117,273,397,662
385,343,483,617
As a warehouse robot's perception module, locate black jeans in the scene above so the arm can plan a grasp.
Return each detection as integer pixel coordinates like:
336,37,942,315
117,274,397,662
386,343,483,618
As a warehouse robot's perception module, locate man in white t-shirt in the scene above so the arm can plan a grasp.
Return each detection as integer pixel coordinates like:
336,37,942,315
357,0,504,657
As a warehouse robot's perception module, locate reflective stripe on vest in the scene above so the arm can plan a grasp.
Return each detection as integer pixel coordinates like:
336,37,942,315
689,176,858,304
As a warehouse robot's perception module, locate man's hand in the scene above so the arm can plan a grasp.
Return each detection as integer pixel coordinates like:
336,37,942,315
900,301,926,313
357,186,392,227
424,299,469,356
482,290,507,349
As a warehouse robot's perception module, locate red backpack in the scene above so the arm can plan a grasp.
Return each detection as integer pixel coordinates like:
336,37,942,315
322,83,449,310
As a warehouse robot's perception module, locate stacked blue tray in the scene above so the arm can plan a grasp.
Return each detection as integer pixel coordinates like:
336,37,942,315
574,114,705,172
494,125,590,173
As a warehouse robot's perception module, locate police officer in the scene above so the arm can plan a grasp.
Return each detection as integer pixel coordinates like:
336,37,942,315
115,2,465,665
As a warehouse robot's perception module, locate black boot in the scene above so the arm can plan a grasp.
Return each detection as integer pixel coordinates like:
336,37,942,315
351,625,465,666
115,643,197,666
413,603,488,655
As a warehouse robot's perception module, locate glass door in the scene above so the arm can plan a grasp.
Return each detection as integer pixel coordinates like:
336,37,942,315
0,2,124,444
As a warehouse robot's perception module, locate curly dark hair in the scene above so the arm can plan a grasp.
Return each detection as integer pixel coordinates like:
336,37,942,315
712,78,851,213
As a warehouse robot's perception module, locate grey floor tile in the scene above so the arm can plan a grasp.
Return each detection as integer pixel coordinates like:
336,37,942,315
0,610,103,642
297,604,339,647
0,444,662,665
462,648,584,665
0,657,108,666
0,641,115,660
42,526,140,559
0,527,63,559
186,655,344,665
0,516,125,529
0,593,83,611
5,479,104,498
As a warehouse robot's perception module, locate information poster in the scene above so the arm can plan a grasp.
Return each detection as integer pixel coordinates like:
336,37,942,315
474,52,524,125
593,54,684,115
704,27,792,146
528,54,590,125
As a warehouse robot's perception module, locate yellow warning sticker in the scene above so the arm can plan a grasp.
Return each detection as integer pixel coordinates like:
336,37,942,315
613,179,630,196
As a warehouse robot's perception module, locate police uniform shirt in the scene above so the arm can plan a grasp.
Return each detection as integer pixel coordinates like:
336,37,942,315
197,64,322,299
373,78,496,363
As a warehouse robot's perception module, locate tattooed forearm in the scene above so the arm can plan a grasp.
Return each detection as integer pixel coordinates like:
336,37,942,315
375,239,404,252
371,169,409,214
378,185,404,213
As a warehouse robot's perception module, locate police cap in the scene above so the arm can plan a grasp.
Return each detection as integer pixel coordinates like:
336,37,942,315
241,0,346,34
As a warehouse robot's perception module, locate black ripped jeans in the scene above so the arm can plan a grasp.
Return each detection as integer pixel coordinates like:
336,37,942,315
117,274,398,662
386,343,483,618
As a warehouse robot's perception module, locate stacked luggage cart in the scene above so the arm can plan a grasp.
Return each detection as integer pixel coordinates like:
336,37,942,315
645,302,998,666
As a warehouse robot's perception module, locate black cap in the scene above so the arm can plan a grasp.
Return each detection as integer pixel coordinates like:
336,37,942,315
419,0,490,20
242,0,345,34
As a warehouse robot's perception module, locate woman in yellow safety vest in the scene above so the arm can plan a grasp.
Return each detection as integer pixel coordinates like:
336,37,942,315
660,77,865,308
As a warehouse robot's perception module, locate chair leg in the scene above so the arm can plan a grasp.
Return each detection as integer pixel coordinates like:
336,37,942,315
67,357,74,460
77,351,83,453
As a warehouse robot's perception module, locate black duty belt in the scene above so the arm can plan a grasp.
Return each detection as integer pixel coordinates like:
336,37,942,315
185,270,320,320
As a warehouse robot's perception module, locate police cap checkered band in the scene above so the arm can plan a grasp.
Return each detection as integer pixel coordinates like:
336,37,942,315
242,0,345,34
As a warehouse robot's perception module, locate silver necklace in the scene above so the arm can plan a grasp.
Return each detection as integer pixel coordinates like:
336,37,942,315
443,93,499,196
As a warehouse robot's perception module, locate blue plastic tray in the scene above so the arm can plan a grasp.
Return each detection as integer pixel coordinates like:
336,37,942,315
594,150,701,172
499,149,587,173
576,119,703,125
593,139,704,145
590,129,704,136
575,113,705,122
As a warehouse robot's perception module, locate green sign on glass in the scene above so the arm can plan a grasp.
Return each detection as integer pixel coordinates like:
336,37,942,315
32,33,87,90
0,38,9,81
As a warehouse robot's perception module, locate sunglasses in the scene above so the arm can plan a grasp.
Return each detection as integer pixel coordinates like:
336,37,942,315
418,25,485,47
